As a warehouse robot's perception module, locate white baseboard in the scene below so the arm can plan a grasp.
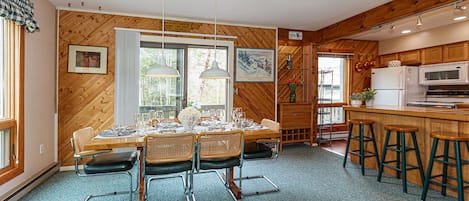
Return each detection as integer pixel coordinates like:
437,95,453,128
2,162,60,201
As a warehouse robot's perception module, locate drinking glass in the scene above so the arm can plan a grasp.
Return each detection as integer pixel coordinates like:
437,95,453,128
216,109,225,122
155,110,164,124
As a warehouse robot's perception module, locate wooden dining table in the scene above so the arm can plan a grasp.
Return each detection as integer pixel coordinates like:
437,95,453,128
84,128,281,200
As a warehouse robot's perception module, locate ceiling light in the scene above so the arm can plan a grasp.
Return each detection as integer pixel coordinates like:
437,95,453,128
401,30,412,34
453,16,467,21
146,0,180,78
200,0,231,80
455,4,467,11
416,16,423,26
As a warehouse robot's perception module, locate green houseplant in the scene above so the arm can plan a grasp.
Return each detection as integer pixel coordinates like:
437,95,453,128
350,93,364,107
362,88,377,107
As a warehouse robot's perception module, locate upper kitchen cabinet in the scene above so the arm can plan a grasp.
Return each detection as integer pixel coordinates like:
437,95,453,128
443,42,468,62
398,50,420,65
421,46,443,65
379,53,398,67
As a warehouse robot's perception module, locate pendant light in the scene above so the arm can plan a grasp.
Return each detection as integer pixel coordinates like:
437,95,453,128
146,0,180,78
199,0,231,79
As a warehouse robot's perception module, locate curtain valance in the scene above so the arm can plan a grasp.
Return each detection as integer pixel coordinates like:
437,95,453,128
0,0,39,32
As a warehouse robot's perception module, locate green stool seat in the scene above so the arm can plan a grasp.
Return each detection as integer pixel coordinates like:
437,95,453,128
377,125,425,193
421,132,469,201
343,119,380,176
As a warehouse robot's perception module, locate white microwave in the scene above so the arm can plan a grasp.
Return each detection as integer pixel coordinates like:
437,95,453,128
419,61,469,85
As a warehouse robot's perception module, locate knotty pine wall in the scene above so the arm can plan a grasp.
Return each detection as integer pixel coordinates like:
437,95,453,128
58,10,276,166
317,40,379,94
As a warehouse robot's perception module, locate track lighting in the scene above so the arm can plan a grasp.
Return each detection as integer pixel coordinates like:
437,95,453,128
416,16,423,26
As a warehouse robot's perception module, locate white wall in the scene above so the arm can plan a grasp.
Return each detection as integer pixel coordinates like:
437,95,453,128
379,20,469,55
0,0,56,196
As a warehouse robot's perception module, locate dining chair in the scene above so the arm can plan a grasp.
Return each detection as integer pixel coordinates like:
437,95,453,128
143,132,197,201
196,129,244,201
235,118,280,196
70,127,139,201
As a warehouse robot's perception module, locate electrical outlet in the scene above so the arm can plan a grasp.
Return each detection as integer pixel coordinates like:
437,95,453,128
39,144,44,154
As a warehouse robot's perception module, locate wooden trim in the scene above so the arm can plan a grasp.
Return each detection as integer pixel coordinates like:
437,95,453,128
316,0,459,43
0,23,25,185
18,25,24,174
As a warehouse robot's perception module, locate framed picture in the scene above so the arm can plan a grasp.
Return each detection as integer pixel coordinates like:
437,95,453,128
68,45,108,74
235,48,275,82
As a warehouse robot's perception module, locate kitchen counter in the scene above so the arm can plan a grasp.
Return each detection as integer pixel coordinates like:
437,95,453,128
344,105,469,121
344,105,469,198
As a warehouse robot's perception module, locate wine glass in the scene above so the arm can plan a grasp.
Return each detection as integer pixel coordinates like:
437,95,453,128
155,110,164,125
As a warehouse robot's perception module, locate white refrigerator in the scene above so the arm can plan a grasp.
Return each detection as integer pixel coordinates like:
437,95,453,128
371,66,425,106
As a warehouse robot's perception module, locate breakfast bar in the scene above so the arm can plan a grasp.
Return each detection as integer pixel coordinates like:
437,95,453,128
345,105,469,198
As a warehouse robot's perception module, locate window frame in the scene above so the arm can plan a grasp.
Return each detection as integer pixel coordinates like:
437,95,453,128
317,53,351,128
0,20,25,185
140,35,234,120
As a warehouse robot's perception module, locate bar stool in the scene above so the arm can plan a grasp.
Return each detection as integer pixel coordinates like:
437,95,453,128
377,125,425,193
421,132,469,201
343,119,380,176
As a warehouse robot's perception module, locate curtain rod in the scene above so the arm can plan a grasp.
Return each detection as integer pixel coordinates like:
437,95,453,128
114,27,238,39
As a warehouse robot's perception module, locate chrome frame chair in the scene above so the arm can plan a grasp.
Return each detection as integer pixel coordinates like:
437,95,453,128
70,127,139,201
142,132,197,201
196,130,244,201
235,118,280,196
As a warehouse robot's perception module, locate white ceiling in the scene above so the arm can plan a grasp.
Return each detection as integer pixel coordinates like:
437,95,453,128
48,0,391,31
347,1,469,41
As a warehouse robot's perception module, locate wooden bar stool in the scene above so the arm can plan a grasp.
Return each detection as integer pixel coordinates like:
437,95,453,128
421,132,469,201
343,119,380,176
377,125,425,193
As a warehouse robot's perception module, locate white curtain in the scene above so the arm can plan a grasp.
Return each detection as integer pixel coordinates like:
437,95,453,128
115,30,140,125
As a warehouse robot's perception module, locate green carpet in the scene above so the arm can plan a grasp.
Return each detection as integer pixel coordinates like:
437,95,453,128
20,144,455,201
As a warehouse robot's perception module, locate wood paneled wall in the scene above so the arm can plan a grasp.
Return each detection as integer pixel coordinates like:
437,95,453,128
318,40,379,94
58,10,276,166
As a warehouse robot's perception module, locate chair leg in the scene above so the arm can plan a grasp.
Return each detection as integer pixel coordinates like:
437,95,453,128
377,129,391,182
359,124,365,176
411,132,425,185
441,140,449,196
454,141,464,201
84,171,134,201
421,138,439,201
400,131,407,193
369,124,380,167
343,123,353,168
396,132,401,179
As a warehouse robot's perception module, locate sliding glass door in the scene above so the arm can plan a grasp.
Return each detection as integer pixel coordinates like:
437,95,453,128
139,42,228,117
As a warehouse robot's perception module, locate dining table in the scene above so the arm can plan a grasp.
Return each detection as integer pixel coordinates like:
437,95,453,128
83,123,281,200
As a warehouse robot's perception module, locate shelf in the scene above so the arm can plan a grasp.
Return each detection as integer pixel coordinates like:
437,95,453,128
318,98,332,102
319,70,333,74
318,124,333,129
279,68,309,71
318,112,331,115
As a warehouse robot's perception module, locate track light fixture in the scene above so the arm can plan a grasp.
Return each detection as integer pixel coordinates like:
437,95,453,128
416,16,423,26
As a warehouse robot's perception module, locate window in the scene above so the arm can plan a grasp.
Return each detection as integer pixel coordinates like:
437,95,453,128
0,19,24,184
139,36,233,119
317,54,351,125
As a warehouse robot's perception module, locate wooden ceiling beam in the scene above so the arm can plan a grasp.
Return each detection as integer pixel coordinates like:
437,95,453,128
315,0,460,44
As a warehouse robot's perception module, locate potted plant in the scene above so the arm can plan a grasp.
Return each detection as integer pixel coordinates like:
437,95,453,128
362,88,377,107
350,93,364,107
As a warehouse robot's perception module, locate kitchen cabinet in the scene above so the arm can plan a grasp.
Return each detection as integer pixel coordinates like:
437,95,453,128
421,46,443,65
398,50,420,65
278,103,313,149
443,42,468,62
379,53,398,67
